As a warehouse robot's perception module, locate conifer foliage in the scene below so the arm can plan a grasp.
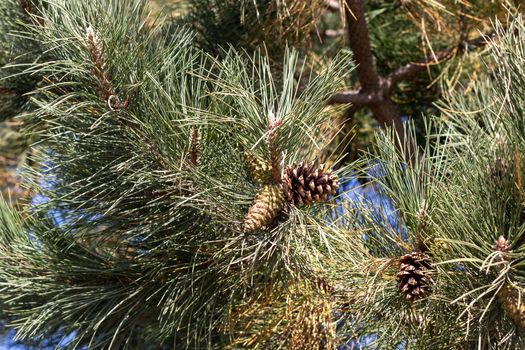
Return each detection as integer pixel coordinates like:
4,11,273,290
332,18,525,349
2,0,525,349
0,0,353,348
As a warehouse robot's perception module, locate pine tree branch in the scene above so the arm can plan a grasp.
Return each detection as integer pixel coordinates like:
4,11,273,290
344,0,380,91
385,50,453,89
187,127,201,166
327,89,380,105
84,27,173,170
385,30,496,88
329,18,496,137
331,30,496,105
343,0,404,135
86,26,128,110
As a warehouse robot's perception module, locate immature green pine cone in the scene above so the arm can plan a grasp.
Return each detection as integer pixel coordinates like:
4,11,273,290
244,150,273,185
244,184,285,233
498,283,525,330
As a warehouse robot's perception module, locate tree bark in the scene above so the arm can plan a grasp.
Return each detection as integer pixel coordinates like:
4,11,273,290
331,0,495,146
385,30,496,88
331,19,495,108
344,0,405,141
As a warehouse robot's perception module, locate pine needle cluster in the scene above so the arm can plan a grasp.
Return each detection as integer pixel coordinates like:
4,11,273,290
332,17,525,349
0,0,355,348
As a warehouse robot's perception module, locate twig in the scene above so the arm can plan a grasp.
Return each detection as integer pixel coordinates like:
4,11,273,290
329,25,496,122
188,127,201,166
385,31,496,89
267,112,283,183
86,26,128,110
328,89,381,105
84,27,174,170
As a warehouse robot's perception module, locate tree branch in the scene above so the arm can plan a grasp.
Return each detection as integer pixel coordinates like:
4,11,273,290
84,27,173,170
344,0,380,91
328,89,381,105
385,50,453,89
328,0,496,160
187,127,201,167
386,30,496,88
329,29,496,110
344,0,404,136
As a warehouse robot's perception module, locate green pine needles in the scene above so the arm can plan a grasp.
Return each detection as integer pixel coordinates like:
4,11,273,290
332,18,525,350
2,0,525,349
0,0,355,348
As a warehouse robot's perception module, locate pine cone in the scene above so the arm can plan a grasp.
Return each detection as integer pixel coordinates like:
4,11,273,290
244,150,272,185
282,162,339,207
491,236,525,330
396,252,432,303
244,184,285,233
498,284,525,330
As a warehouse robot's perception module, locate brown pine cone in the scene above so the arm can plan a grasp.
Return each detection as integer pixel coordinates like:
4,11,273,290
282,162,339,207
396,252,432,303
